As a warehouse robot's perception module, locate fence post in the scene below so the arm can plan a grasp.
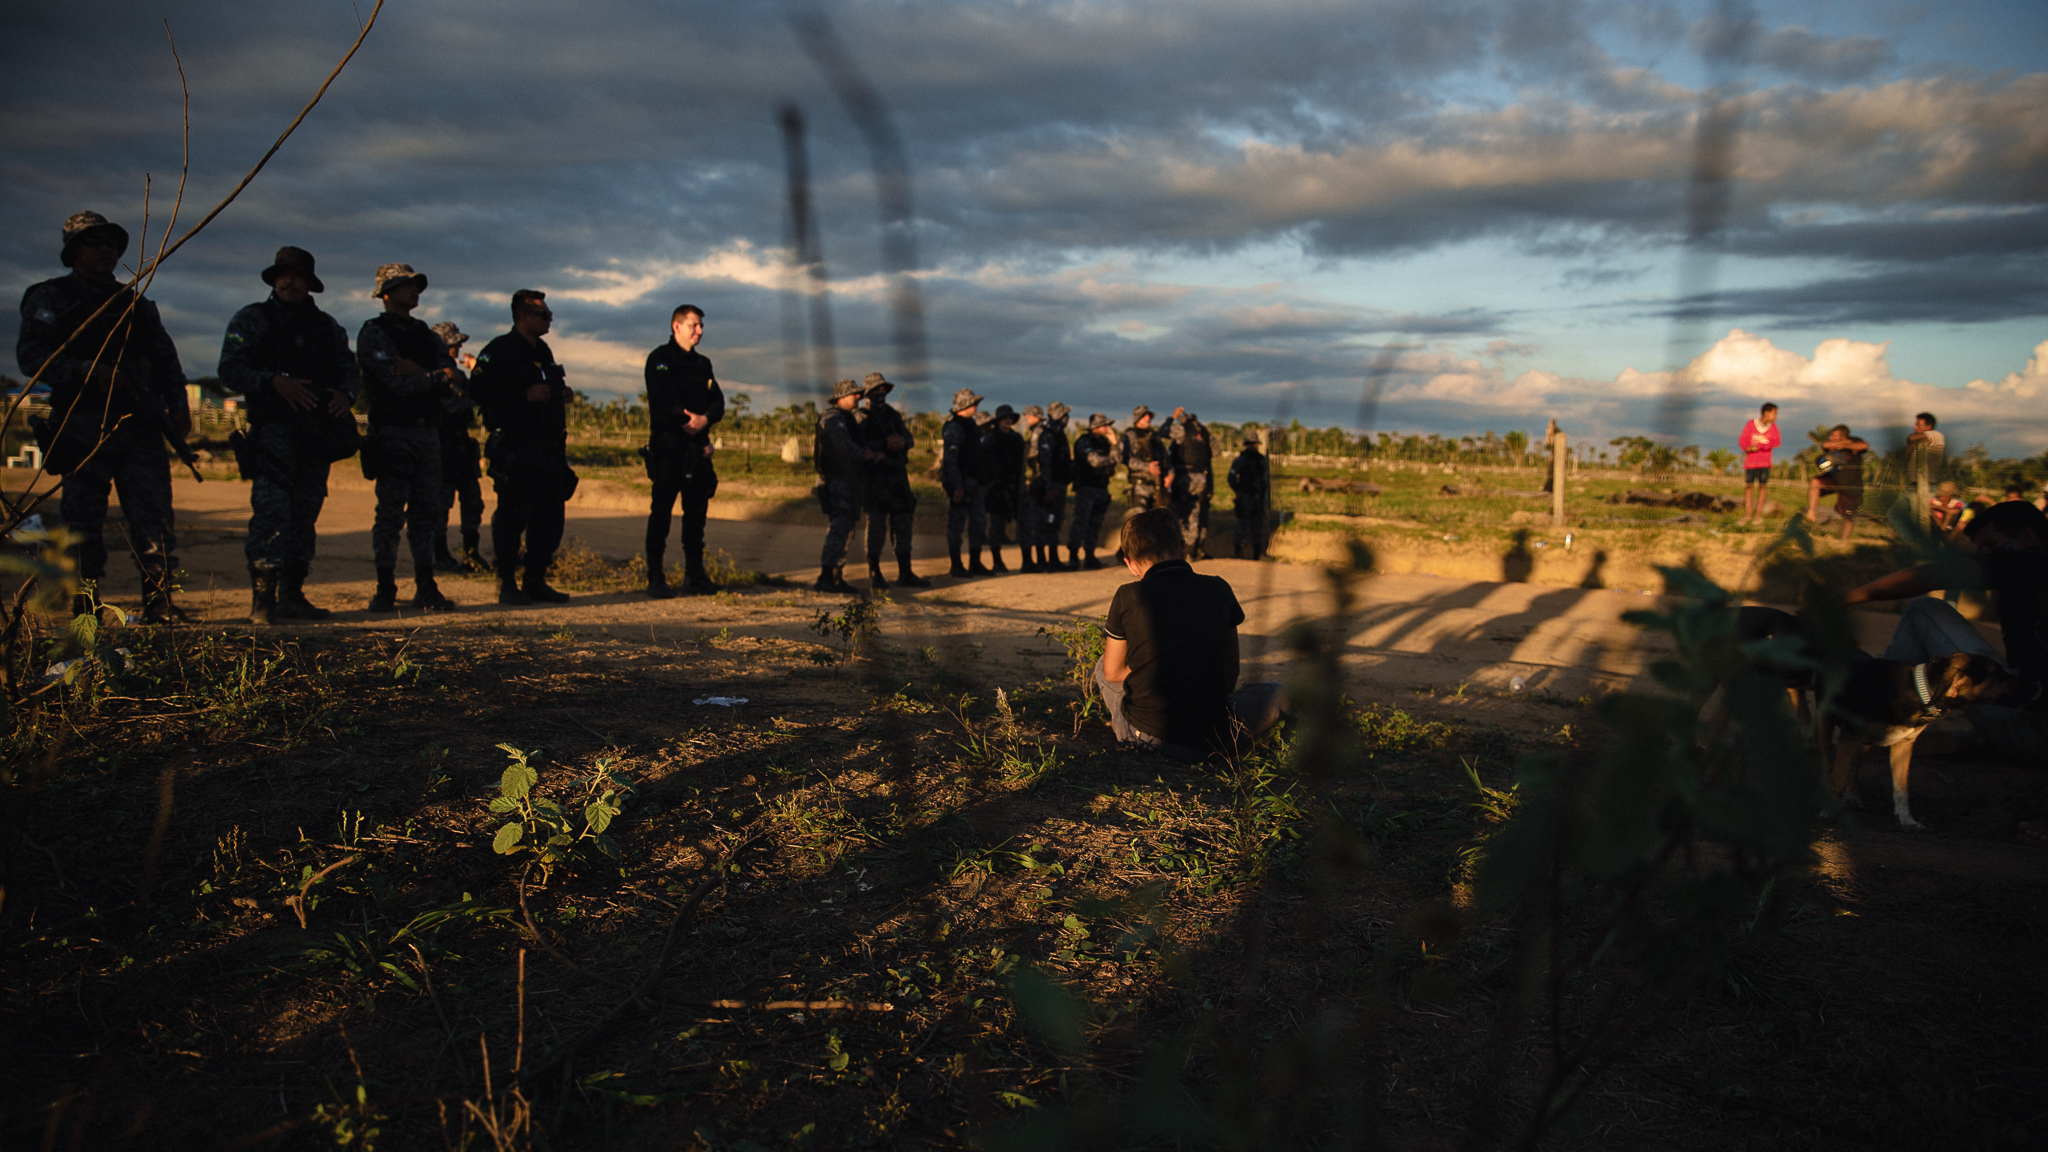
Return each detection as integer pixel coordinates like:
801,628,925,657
1549,421,1568,528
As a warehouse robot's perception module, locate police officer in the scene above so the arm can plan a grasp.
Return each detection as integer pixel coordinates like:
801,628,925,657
642,304,724,599
358,263,462,613
1068,413,1117,570
1025,402,1073,572
859,372,929,589
1117,404,1172,515
941,388,994,576
430,321,487,574
1227,433,1271,560
982,403,1026,574
472,290,574,605
17,211,191,621
220,246,359,624
1167,406,1215,559
814,378,874,593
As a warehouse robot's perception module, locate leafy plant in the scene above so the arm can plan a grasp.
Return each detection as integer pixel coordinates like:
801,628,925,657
809,598,880,658
487,744,635,883
1036,616,1106,702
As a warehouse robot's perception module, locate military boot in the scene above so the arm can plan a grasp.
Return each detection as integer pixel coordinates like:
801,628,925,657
248,567,280,625
367,567,400,613
523,565,570,604
434,535,464,573
412,566,459,613
459,531,487,573
497,565,532,606
948,548,967,577
815,566,856,594
646,547,675,599
277,568,331,620
141,573,187,625
867,562,889,590
895,557,931,588
684,551,721,595
1082,549,1106,570
966,547,991,576
988,546,1009,574
1020,546,1041,574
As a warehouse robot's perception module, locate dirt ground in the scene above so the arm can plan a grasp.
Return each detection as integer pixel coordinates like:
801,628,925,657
4,476,2046,1149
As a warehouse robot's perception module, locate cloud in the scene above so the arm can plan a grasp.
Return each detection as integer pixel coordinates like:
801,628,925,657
1754,25,1896,84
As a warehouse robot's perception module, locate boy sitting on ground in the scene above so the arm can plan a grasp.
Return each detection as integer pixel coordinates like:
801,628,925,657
1093,508,1284,759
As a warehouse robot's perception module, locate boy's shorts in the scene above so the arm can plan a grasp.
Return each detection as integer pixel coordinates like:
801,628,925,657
1744,467,1771,483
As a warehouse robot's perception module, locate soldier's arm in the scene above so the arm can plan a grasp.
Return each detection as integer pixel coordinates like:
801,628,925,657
17,284,90,390
644,352,677,434
218,305,275,395
700,370,725,428
357,322,440,397
329,316,361,405
939,423,963,488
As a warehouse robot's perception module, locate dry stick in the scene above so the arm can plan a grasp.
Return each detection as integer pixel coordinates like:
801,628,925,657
283,854,358,929
516,866,632,990
0,576,42,701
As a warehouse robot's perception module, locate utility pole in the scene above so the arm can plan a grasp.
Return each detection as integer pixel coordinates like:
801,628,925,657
1547,419,1569,528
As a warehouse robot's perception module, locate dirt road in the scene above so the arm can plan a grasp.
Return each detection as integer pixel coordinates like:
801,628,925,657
47,475,1959,725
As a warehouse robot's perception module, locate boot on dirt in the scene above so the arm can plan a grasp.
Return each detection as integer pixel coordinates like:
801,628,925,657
434,535,464,573
140,573,188,625
248,566,280,625
646,570,675,600
276,568,331,620
367,567,400,613
1082,549,1105,570
1020,545,1041,574
814,566,856,594
867,562,889,590
966,547,990,576
684,554,721,595
497,565,532,606
523,565,571,604
895,557,931,588
989,546,1009,574
948,548,967,577
411,567,459,613
459,531,487,573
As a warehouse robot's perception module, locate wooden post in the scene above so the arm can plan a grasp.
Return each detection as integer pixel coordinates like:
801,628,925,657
1550,422,1568,528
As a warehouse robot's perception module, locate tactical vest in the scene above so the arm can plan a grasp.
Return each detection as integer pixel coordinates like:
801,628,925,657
363,313,448,427
246,299,349,426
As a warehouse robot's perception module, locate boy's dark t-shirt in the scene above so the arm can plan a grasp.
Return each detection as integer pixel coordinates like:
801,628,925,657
1975,545,2048,687
1103,559,1246,749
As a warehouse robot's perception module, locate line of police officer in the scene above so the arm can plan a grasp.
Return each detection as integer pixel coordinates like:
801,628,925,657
808,383,1275,592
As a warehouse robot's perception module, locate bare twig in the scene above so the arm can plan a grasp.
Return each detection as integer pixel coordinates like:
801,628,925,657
283,854,358,929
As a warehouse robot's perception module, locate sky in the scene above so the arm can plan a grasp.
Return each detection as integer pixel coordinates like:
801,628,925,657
3,0,2045,456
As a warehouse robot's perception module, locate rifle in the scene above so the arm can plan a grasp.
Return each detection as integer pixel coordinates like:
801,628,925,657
115,375,204,483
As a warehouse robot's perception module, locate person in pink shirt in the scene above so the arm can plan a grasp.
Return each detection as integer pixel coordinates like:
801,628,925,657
1739,402,1781,525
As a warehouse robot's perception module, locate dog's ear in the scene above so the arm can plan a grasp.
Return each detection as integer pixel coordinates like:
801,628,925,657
1943,653,2008,705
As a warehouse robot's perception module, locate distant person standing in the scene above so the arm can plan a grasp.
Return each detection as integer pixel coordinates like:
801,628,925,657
17,210,191,621
1117,404,1172,514
1227,433,1271,560
430,321,486,574
1167,407,1215,559
1738,402,1780,526
219,246,358,624
814,377,874,593
357,263,462,613
641,304,724,599
982,404,1026,574
1026,403,1073,572
1068,413,1118,569
1907,411,1946,483
858,372,928,589
941,388,994,576
472,290,574,605
1805,423,1870,541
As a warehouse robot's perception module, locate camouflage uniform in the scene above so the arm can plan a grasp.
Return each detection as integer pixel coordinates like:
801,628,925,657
859,374,922,582
1024,404,1072,569
1167,412,1215,558
358,272,462,604
941,389,992,572
16,219,187,602
814,381,867,589
1116,406,1168,513
431,321,485,570
219,275,358,581
1068,415,1118,567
